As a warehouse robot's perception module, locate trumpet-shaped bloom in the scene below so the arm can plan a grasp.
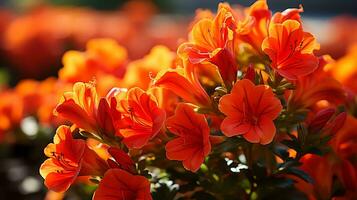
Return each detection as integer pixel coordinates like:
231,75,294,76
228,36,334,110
219,79,282,144
148,87,179,117
55,82,98,132
178,3,238,87
55,82,121,139
179,3,236,63
93,169,152,200
117,87,166,149
262,20,320,80
236,0,271,54
40,126,107,192
153,61,211,108
165,103,211,172
289,56,346,109
237,1,305,57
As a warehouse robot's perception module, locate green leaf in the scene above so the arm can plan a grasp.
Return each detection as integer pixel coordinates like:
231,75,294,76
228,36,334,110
272,145,289,160
285,167,314,183
281,140,301,152
297,124,307,145
152,183,178,200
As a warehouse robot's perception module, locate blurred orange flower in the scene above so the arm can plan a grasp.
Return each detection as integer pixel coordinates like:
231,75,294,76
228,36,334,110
329,43,357,94
121,45,175,89
289,56,346,110
59,38,127,83
219,79,282,144
0,91,23,141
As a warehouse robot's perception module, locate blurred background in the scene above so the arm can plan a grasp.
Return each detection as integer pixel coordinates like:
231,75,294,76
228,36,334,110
0,0,356,199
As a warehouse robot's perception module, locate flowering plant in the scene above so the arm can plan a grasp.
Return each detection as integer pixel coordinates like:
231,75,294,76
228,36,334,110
37,1,357,199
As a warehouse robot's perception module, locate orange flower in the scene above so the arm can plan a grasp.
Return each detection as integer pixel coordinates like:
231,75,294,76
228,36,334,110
121,45,175,89
59,39,127,83
35,78,72,126
297,154,334,200
328,43,357,94
148,87,179,117
165,103,211,172
262,20,320,80
0,91,23,141
86,138,111,161
271,5,303,24
237,1,305,62
55,82,121,139
15,80,42,115
153,60,211,108
178,3,238,87
58,38,128,96
93,169,152,200
117,87,166,149
289,56,346,110
40,125,108,192
296,115,355,200
236,0,271,54
219,79,282,144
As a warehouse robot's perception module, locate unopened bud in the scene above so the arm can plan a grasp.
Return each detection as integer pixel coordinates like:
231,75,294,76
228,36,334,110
325,112,347,136
308,108,336,133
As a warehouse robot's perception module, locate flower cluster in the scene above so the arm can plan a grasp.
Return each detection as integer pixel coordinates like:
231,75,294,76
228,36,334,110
1,1,184,79
35,1,357,199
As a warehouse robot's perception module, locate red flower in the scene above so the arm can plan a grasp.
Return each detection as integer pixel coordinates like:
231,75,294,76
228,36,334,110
117,87,166,149
297,154,333,200
107,147,136,174
219,79,282,144
39,125,107,192
262,20,320,80
55,82,121,139
165,103,211,172
93,169,152,200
